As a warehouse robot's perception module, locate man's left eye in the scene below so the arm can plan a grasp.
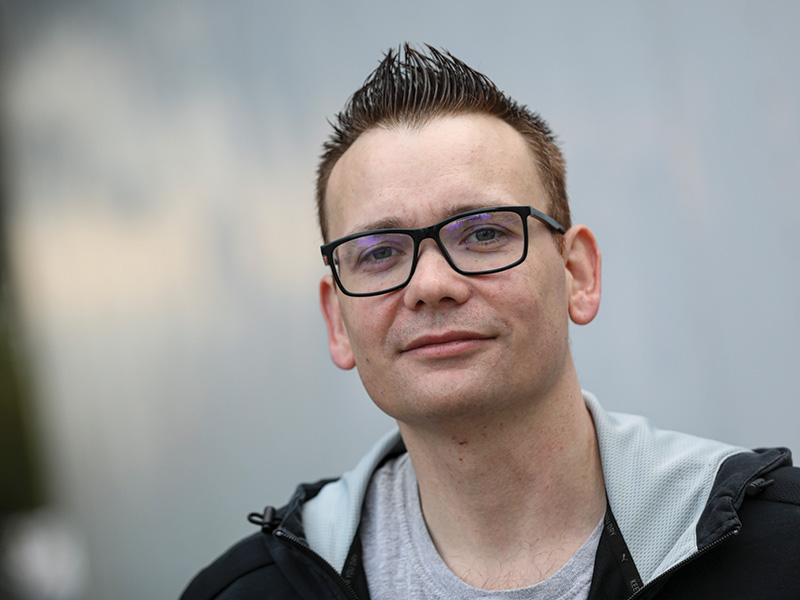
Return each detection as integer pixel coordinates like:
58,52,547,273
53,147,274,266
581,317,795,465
465,228,502,243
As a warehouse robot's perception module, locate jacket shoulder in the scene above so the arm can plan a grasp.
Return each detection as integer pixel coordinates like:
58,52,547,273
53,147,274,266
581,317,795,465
755,463,800,505
179,478,347,600
651,463,800,599
180,532,290,600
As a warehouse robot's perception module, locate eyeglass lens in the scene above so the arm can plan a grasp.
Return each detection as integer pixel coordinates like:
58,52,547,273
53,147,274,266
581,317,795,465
332,210,526,295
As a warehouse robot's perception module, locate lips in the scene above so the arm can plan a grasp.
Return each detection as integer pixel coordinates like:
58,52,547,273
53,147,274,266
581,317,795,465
401,331,492,354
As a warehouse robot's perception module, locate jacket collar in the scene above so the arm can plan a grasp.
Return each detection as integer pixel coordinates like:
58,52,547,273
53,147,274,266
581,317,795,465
295,392,768,584
583,392,748,584
300,429,404,572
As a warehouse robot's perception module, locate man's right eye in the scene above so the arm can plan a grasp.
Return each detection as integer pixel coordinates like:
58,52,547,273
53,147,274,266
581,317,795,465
363,246,396,262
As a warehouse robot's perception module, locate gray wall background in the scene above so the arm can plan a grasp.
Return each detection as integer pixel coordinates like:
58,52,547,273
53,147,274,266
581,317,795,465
2,1,798,598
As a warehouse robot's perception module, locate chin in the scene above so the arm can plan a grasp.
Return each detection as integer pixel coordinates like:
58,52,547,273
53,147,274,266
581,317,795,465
372,382,506,426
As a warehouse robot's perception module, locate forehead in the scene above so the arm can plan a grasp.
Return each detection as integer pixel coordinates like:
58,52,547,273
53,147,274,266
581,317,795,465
325,114,546,239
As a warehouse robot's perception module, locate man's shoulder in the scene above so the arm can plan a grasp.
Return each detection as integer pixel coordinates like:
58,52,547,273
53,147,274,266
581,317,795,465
739,461,800,540
714,447,800,511
178,520,323,600
593,457,800,599
653,465,800,598
753,462,800,505
178,480,328,600
648,460,800,598
176,433,404,600
738,460,800,541
179,532,281,600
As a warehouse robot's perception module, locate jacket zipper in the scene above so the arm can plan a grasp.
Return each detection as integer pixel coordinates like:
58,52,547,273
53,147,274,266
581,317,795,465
625,527,741,599
274,528,362,600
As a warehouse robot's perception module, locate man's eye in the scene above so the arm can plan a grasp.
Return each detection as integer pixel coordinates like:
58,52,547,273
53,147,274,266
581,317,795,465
354,245,408,271
464,227,505,244
468,228,500,242
363,246,397,262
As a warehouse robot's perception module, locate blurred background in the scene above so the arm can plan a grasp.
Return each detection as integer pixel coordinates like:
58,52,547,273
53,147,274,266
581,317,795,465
1,1,798,598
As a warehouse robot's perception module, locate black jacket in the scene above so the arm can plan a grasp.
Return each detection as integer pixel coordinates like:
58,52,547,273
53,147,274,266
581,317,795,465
182,397,800,599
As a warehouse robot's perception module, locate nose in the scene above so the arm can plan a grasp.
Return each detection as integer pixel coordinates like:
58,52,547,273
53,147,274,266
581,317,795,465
402,239,472,309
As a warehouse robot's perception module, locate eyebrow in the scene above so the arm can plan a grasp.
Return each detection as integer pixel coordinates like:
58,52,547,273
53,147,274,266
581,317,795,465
346,202,507,237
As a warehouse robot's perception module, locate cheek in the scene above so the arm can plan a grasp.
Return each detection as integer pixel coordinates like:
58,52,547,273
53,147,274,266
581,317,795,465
339,302,401,405
497,260,569,334
340,299,394,361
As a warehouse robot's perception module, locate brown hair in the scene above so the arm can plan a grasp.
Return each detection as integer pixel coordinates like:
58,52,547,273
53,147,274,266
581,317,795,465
316,43,570,242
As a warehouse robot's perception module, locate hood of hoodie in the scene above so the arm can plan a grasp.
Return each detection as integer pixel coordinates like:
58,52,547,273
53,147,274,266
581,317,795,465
298,391,756,586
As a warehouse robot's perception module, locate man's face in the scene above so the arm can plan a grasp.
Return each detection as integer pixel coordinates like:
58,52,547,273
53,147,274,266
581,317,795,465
320,114,583,426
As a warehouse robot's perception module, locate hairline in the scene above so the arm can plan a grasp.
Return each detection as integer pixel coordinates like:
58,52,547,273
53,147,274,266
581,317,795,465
319,111,562,245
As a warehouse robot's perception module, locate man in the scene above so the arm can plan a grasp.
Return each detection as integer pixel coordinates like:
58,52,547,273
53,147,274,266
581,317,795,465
182,44,800,599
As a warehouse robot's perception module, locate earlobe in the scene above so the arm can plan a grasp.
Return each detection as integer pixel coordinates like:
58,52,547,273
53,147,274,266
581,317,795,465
563,225,602,325
320,275,356,370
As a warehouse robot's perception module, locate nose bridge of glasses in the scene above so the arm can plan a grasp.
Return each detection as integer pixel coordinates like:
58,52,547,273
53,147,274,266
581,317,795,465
413,222,456,266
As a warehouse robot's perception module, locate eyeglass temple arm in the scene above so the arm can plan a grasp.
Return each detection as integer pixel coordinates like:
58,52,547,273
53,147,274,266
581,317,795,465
531,209,567,234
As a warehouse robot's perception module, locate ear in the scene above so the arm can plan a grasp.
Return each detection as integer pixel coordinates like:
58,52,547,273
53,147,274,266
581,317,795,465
320,274,356,370
562,225,602,325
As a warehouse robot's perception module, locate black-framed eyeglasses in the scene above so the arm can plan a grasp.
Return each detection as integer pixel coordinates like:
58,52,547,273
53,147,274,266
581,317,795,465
321,206,566,297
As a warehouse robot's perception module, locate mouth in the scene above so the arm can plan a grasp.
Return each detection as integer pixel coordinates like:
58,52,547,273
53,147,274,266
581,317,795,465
401,331,493,357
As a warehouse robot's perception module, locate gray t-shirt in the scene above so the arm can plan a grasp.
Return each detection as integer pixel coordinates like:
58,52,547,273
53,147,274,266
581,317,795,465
360,453,602,599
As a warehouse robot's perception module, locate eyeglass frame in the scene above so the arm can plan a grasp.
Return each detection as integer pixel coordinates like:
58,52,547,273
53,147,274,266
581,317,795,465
320,205,567,297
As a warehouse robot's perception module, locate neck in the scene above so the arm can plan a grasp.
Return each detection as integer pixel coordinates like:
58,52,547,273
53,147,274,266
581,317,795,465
397,384,606,589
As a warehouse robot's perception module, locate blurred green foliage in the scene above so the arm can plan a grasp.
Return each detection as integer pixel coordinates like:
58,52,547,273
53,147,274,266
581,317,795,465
0,127,44,514
1,284,43,514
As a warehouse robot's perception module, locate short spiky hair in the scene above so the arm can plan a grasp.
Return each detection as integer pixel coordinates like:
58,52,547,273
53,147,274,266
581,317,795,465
316,43,570,242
